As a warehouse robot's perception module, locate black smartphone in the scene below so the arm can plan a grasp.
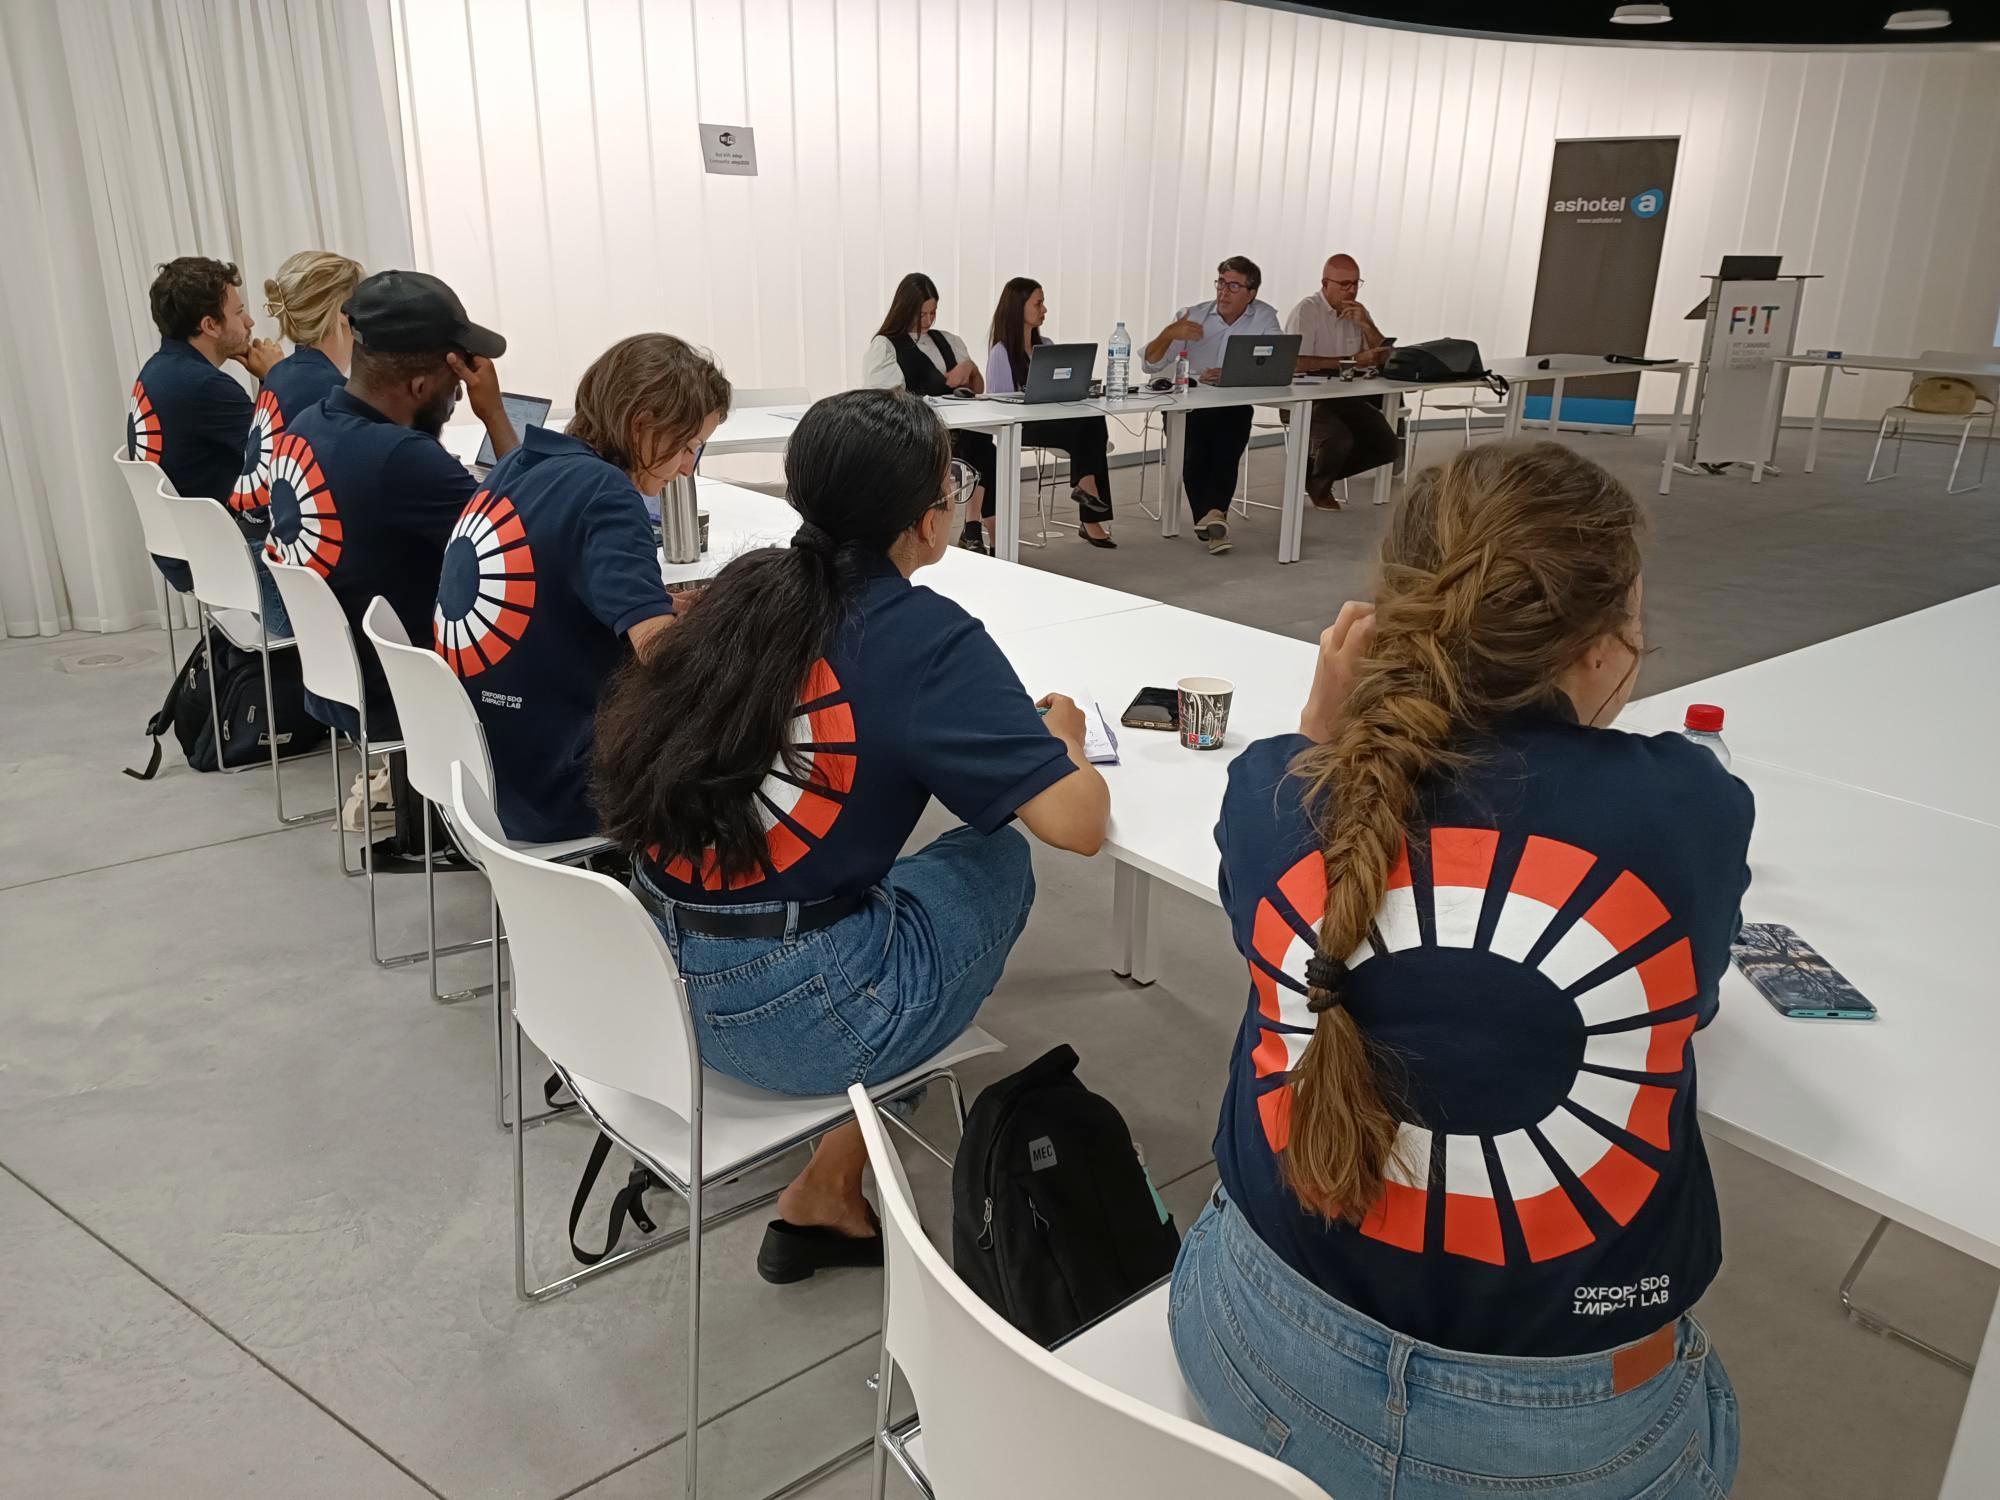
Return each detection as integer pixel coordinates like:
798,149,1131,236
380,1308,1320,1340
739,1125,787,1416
1121,686,1179,730
1731,922,1878,1021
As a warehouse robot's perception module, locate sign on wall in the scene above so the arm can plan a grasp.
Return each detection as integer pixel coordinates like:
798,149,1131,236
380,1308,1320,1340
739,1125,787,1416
698,124,758,176
1693,281,1802,465
1524,137,1680,427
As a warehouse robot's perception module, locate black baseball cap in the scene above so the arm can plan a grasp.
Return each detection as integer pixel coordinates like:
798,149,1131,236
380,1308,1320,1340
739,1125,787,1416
344,270,506,359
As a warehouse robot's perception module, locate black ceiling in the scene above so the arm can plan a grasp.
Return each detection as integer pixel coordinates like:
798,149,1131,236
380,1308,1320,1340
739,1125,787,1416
1264,2,2000,47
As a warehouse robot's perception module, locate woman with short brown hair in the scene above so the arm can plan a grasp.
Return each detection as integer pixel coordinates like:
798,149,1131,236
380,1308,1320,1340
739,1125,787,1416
434,333,731,842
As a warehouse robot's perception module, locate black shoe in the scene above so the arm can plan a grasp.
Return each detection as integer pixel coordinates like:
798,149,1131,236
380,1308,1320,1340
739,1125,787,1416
960,524,988,555
756,1213,884,1284
1079,527,1117,549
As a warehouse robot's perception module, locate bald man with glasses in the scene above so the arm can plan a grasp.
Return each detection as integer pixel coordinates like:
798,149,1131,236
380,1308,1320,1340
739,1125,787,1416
1283,254,1397,509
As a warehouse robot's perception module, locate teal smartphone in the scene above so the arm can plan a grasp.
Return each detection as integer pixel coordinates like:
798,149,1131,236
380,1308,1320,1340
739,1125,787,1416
1732,922,1878,1021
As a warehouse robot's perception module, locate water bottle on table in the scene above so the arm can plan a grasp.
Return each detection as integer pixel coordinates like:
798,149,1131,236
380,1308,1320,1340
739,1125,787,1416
1106,322,1131,405
1173,351,1191,393
1679,704,1731,770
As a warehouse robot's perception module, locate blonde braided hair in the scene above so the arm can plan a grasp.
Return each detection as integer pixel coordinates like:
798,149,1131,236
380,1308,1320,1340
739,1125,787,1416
1284,441,1644,1222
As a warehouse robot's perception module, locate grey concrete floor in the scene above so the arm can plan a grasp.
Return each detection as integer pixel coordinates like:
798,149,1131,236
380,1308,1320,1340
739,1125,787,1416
2,425,1994,1500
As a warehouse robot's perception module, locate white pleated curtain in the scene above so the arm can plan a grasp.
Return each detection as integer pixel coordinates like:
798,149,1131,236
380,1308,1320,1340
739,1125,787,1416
0,0,410,638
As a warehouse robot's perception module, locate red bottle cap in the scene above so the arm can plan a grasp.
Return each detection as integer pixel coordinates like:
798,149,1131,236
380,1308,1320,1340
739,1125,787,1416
1684,704,1724,733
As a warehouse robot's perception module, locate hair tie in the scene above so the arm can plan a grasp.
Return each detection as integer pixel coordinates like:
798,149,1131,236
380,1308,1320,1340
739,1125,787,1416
790,522,837,559
1304,952,1348,1012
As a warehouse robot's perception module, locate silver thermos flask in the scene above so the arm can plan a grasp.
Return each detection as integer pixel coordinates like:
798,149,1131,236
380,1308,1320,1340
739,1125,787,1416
660,475,701,565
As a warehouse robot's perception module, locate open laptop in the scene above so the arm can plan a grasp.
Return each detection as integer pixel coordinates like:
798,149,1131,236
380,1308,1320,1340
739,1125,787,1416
475,392,553,472
1215,333,1301,387
989,342,1096,404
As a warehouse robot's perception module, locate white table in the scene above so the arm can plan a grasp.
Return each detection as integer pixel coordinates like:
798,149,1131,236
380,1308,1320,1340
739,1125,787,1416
665,479,1161,641
702,403,807,455
993,594,1999,1497
1753,353,2000,484
991,604,1316,980
1487,354,1693,500
1620,587,2000,828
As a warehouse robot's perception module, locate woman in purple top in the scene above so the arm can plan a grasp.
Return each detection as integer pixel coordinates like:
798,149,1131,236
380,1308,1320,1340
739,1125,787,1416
985,277,1115,548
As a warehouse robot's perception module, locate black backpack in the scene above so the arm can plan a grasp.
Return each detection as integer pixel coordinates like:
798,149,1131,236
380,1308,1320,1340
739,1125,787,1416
125,624,328,780
1382,337,1509,397
951,1045,1181,1346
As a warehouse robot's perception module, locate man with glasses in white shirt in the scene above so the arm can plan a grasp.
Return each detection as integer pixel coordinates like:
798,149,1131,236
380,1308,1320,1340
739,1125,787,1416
1142,255,1283,555
1283,254,1397,510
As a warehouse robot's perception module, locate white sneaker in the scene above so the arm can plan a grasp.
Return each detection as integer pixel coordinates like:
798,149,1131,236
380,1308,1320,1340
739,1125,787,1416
341,765,395,836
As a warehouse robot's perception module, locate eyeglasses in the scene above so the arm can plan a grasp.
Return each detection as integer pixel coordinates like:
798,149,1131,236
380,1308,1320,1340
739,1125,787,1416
1323,277,1364,291
934,459,977,517
1214,278,1253,294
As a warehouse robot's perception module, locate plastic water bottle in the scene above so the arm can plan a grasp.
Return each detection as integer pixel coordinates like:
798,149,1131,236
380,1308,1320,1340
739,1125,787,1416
1680,704,1731,770
1173,351,1191,393
1106,322,1131,404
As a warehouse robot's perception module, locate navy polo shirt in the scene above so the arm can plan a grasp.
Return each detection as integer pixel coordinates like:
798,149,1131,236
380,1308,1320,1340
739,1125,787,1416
127,337,255,540
436,427,672,844
234,347,346,523
273,386,476,731
1211,707,1754,1358
643,554,1076,902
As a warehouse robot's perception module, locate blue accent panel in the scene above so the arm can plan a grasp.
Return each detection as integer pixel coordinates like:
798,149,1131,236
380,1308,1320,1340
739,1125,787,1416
1523,395,1636,427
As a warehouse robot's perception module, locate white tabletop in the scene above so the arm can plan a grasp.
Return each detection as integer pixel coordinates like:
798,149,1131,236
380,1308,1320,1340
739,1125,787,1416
1692,761,2000,1267
667,478,1161,640
1621,587,2000,827
1772,353,2000,380
703,404,808,454
992,605,1317,899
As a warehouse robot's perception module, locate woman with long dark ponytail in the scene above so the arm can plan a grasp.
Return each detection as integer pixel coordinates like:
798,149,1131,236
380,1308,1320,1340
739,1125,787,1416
987,276,1115,546
595,388,1109,1282
1170,443,1753,1498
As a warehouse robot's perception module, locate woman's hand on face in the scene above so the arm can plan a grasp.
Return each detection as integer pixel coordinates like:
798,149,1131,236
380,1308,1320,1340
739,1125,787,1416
1298,601,1376,743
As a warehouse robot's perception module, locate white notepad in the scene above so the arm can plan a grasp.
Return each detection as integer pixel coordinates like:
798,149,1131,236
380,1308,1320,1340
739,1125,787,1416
1080,698,1120,765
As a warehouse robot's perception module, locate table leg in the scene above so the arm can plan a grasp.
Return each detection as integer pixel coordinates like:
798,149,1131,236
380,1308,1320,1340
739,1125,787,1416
1374,392,1399,507
1111,861,1159,986
1806,365,1832,474
1658,367,1690,497
1550,376,1568,435
1161,409,1185,539
1939,1293,2000,1499
1752,361,1787,484
1503,380,1527,440
993,424,1022,563
1278,399,1308,564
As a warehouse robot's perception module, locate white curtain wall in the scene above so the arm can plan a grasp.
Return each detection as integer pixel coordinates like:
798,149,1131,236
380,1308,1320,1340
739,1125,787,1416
0,0,411,638
392,0,2000,427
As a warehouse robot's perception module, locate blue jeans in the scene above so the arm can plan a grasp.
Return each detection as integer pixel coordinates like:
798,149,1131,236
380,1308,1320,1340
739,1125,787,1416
249,542,293,638
1169,1194,1740,1499
631,823,1034,1095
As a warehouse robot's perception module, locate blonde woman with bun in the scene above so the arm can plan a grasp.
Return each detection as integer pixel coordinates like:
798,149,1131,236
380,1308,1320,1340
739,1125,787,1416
1172,442,1752,1499
259,250,363,421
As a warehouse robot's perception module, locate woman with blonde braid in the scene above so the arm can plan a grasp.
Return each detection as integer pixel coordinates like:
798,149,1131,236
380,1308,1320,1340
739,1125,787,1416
1172,442,1753,1499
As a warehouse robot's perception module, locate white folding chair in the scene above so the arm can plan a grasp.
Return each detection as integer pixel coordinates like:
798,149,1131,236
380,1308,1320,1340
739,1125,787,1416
449,763,1001,1500
111,447,191,677
364,597,605,1121
1866,348,1999,494
850,1090,1330,1500
1409,389,1507,474
1231,411,1287,518
164,493,330,828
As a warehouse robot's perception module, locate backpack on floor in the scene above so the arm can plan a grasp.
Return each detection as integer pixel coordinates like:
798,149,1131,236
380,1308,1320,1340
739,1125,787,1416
125,624,328,780
1382,337,1509,397
951,1044,1181,1346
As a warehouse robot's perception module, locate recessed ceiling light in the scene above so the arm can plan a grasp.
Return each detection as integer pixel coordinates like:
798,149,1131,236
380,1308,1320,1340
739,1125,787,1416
1884,8,1951,28
1610,3,1672,22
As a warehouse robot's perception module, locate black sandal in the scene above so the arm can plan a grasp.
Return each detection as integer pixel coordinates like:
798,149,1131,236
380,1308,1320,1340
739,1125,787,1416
756,1206,883,1284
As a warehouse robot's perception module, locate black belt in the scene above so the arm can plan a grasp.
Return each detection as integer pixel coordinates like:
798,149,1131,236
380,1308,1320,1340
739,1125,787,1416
661,890,867,940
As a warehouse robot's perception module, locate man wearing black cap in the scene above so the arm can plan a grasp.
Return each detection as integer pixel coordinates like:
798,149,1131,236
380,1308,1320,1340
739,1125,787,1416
268,269,517,739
